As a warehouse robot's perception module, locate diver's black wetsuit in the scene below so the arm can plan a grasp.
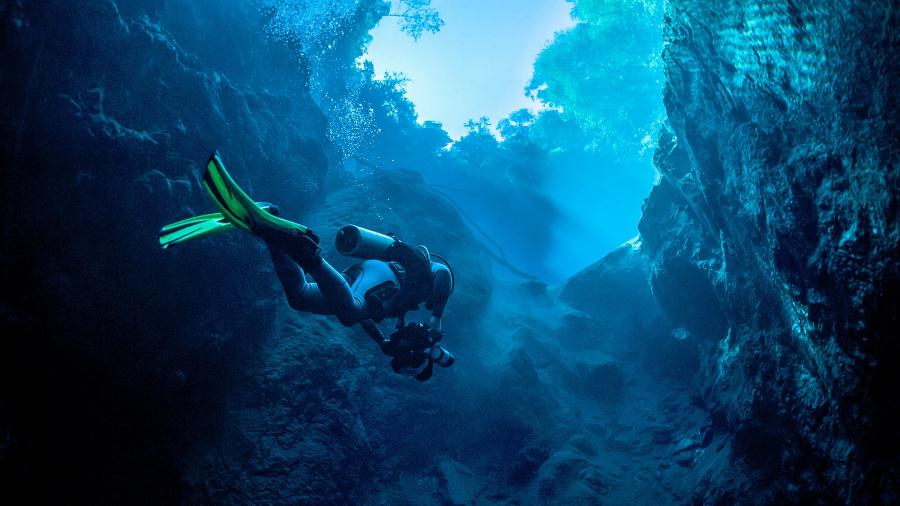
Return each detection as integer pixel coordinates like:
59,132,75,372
266,240,452,340
268,245,451,322
258,224,455,380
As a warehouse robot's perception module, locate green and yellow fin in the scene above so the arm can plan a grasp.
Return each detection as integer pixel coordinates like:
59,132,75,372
201,152,312,236
160,212,227,233
159,213,234,249
159,203,279,249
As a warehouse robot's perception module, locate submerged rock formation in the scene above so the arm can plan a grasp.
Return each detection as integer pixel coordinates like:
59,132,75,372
640,1,899,502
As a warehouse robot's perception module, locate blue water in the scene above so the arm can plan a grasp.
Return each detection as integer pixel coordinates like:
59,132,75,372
8,0,887,504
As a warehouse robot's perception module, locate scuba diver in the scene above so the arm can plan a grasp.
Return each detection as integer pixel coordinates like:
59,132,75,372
261,219,455,381
159,152,455,381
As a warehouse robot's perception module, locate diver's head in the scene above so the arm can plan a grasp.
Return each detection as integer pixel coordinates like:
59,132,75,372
415,244,430,262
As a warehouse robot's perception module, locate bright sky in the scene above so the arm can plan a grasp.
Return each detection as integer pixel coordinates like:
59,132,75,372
362,0,575,140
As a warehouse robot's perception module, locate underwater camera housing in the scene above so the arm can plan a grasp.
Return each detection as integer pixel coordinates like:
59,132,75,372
335,224,396,259
382,322,432,358
382,322,455,381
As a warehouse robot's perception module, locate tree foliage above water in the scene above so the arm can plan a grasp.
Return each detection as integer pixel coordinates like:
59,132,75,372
387,0,444,41
258,0,445,156
528,0,664,154
257,0,663,277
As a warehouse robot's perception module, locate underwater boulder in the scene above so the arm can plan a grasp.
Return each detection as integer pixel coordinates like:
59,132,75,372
558,237,698,380
508,444,551,486
559,238,658,325
535,445,607,504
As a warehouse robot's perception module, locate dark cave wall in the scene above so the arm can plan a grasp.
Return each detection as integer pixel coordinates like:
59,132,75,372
0,1,336,501
640,1,899,502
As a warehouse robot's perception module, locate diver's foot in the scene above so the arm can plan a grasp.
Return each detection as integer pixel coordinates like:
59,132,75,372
256,202,280,216
249,202,283,241
262,230,322,270
283,232,323,269
253,222,287,244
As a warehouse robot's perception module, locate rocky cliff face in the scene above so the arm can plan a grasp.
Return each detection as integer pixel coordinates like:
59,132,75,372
640,1,898,502
1,1,336,501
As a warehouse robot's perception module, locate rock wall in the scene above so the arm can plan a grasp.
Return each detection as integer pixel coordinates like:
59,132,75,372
640,1,899,502
0,1,335,501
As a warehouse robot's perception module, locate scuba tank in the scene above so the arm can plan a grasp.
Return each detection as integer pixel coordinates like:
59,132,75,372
335,225,396,259
336,224,429,314
336,224,454,322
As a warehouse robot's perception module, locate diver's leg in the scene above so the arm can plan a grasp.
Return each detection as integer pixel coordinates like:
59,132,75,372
267,235,366,324
267,243,332,315
257,209,367,324
306,260,367,326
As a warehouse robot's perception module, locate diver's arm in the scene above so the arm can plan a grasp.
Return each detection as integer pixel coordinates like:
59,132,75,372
426,267,451,342
381,240,420,266
429,268,452,324
359,319,386,345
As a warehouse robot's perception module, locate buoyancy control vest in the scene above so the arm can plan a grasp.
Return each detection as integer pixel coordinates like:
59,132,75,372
336,225,434,321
